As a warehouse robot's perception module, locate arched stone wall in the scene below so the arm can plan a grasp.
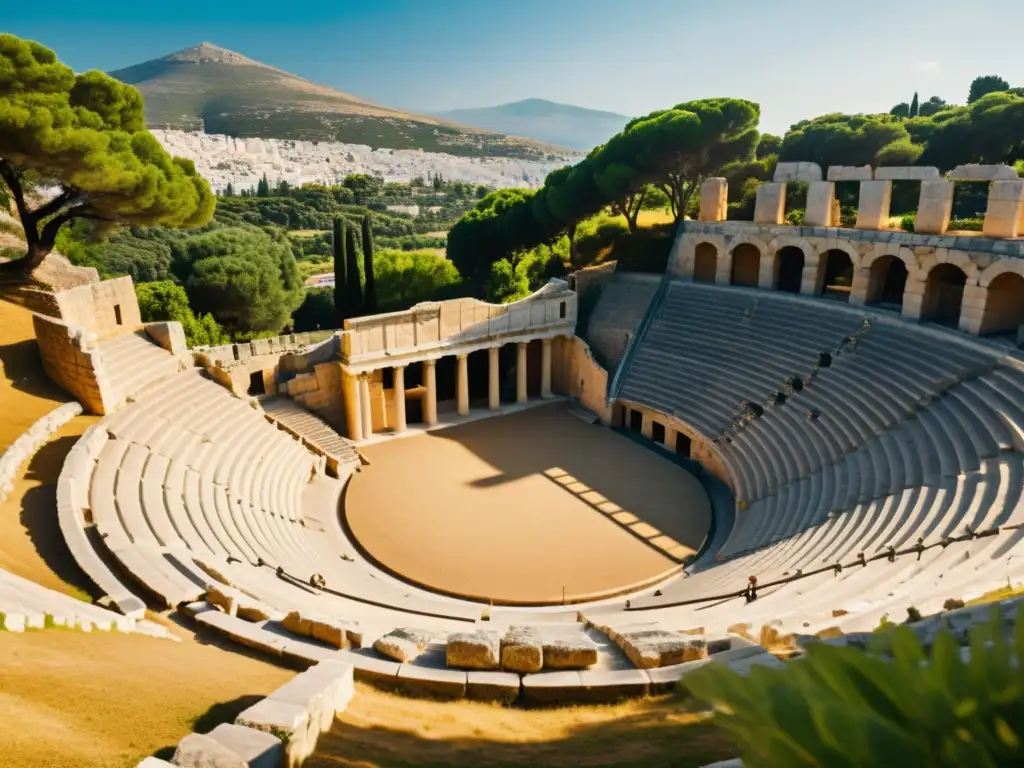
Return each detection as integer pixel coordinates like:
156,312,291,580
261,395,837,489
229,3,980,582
693,242,719,283
722,235,768,286
921,263,969,327
978,271,1024,336
730,243,761,286
765,235,816,289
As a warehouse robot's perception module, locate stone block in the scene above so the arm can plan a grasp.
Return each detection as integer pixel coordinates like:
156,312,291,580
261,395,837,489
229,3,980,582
347,653,401,689
874,166,940,181
753,183,786,225
915,180,954,234
173,732,249,768
466,670,521,704
698,177,728,222
542,635,599,669
827,165,873,181
856,180,893,230
206,723,285,768
578,668,651,703
950,163,1018,180
773,161,823,183
501,626,543,673
269,665,348,733
396,665,467,699
617,630,708,669
236,698,312,766
521,670,586,705
804,181,835,227
446,630,500,670
983,180,1024,238
373,628,431,663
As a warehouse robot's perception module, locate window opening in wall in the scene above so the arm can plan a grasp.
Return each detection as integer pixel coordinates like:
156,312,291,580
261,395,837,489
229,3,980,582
820,249,854,302
628,409,643,432
113,304,123,325
693,242,718,283
676,433,692,457
775,246,805,294
730,244,761,287
922,263,967,328
866,255,908,309
651,422,666,444
248,371,266,396
559,301,567,319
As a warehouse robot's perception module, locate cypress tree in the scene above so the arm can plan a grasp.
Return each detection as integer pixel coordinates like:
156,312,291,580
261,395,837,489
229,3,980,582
361,215,378,314
345,224,363,316
332,217,346,325
910,91,919,117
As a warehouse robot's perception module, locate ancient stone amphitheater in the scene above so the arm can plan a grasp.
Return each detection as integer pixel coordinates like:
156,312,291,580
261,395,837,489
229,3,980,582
3,160,1024,765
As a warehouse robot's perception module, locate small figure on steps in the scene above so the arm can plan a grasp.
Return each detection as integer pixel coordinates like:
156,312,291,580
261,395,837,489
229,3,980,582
744,575,758,603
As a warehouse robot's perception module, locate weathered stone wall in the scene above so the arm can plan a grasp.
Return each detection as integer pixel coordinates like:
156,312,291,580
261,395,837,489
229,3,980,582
0,401,83,503
32,314,111,414
54,276,141,339
280,361,346,430
566,337,613,423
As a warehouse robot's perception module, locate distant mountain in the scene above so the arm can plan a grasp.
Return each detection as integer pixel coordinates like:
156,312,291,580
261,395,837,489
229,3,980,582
110,43,561,160
435,99,632,151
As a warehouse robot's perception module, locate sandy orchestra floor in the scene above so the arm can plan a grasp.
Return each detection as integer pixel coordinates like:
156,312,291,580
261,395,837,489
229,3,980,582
345,404,711,604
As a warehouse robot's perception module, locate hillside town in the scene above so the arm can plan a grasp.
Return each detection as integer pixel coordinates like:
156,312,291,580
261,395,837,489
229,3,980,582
152,129,580,193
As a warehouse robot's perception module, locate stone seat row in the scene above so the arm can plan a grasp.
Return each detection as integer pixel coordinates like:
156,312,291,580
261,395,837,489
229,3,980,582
0,566,136,633
96,330,184,408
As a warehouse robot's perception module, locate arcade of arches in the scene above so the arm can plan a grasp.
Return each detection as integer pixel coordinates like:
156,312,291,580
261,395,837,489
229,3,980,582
923,264,967,328
866,255,908,309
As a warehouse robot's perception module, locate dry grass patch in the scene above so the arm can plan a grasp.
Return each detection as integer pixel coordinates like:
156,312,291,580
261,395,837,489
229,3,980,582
635,209,675,228
967,582,1024,606
308,684,734,767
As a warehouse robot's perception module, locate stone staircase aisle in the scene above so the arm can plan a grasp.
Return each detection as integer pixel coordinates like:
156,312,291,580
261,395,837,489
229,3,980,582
97,331,182,407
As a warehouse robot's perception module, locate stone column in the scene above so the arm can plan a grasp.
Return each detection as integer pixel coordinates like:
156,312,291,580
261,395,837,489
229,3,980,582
754,182,786,225
488,346,500,410
914,180,954,234
345,372,363,441
958,284,987,335
983,180,1024,239
901,278,927,321
855,180,892,230
665,428,678,452
358,374,373,439
456,354,470,416
540,338,552,398
392,365,407,433
641,413,653,439
516,342,528,404
423,359,438,426
804,181,835,227
848,267,871,307
698,177,728,222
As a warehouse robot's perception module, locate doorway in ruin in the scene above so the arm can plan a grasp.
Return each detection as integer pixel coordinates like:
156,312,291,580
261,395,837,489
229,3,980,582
247,371,265,396
775,247,805,294
730,244,760,287
866,255,908,309
820,249,854,302
922,263,967,327
979,272,1024,336
693,242,718,283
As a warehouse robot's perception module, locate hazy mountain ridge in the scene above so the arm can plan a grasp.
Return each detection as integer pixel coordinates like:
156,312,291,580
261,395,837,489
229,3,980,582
435,98,632,151
110,44,562,160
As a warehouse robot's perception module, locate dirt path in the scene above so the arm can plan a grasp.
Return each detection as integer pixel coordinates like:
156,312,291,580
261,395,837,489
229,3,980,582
346,405,711,604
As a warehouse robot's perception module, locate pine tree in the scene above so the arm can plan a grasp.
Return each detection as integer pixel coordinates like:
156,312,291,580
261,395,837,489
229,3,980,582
332,217,347,325
257,173,270,197
361,215,378,314
345,224,363,316
910,91,919,117
224,182,234,197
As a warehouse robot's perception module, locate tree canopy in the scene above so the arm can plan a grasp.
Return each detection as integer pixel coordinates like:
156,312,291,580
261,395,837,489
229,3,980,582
136,280,228,347
781,113,922,168
968,74,1010,104
0,34,214,278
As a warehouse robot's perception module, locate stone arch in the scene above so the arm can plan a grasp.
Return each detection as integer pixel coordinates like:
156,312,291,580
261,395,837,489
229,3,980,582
824,239,862,270
922,263,968,327
928,248,980,286
766,235,816,291
672,233,724,279
862,243,919,274
865,254,909,309
979,271,1024,336
692,241,719,283
979,258,1024,288
730,243,761,286
818,248,856,301
774,246,806,293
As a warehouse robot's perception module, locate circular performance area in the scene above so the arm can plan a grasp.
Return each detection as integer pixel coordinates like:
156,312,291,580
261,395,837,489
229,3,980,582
344,403,711,604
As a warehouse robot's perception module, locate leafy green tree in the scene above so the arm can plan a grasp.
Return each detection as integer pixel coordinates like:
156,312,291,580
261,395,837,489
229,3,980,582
136,280,228,347
918,96,949,117
292,287,335,332
910,91,920,117
541,164,605,264
890,102,911,118
224,182,234,197
756,133,782,159
256,173,270,198
684,605,1024,767
332,217,346,325
782,112,923,168
909,91,1024,169
345,224,362,315
968,74,1011,104
361,215,378,314
175,227,302,335
373,249,461,310
0,34,214,279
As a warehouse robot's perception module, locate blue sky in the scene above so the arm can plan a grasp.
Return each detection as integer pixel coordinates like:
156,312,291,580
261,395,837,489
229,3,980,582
6,0,1024,135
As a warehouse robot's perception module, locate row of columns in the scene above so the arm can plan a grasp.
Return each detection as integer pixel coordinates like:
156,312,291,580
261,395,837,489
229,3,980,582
347,338,555,441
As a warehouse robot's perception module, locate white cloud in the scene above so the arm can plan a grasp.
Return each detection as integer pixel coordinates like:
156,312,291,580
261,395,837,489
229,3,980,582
914,61,941,74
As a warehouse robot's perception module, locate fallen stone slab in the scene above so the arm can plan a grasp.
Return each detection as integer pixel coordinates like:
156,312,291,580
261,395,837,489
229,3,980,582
282,610,363,649
618,630,708,669
206,723,285,768
236,698,313,766
466,670,521,704
542,635,598,670
373,628,432,663
204,584,275,622
396,665,468,699
578,668,651,703
269,662,353,733
311,660,356,711
521,670,586,706
501,626,543,673
447,630,500,670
